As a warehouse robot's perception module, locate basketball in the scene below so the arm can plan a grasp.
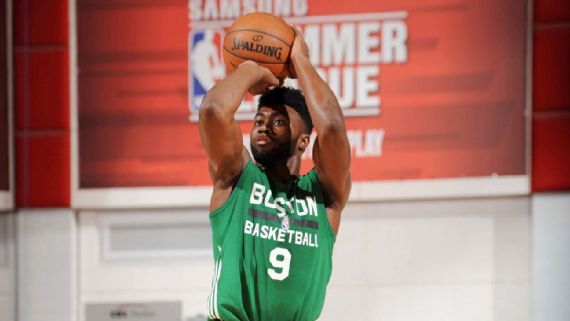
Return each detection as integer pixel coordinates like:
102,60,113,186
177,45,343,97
223,12,294,79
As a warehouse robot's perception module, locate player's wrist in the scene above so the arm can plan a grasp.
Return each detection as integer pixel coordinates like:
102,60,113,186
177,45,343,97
290,54,310,78
290,54,310,66
290,49,305,58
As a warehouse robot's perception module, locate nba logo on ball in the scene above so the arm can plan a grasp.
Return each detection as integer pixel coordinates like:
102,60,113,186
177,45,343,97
189,28,226,118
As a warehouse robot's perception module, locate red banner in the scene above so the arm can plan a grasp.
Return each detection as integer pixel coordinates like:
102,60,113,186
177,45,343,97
77,0,527,188
0,0,9,191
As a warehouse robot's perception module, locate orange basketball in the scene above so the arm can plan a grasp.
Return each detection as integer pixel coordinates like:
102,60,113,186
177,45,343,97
223,12,294,79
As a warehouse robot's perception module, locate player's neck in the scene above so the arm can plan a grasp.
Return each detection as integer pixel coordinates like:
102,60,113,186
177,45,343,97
261,156,301,183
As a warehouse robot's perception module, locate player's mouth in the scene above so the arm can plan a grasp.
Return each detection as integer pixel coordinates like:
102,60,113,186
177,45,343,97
256,135,271,146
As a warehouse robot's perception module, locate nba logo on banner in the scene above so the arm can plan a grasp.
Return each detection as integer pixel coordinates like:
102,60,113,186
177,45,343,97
189,29,226,119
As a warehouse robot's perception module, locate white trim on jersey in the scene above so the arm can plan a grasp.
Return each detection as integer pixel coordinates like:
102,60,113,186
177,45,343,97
208,259,223,319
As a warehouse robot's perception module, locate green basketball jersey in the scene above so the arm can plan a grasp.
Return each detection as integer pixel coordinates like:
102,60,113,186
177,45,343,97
207,160,336,321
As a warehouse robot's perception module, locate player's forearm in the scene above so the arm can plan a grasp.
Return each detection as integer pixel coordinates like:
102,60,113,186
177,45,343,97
200,63,262,120
199,63,262,178
291,55,346,134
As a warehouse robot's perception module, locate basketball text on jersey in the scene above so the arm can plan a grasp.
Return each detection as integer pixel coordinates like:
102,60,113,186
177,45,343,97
244,220,319,248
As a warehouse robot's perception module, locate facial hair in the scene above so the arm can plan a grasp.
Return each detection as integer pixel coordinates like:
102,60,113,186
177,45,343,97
250,139,295,167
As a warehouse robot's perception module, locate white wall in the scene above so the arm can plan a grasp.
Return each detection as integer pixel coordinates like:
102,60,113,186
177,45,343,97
321,197,531,321
78,209,213,321
0,213,15,321
532,192,570,321
17,210,77,321
77,197,531,321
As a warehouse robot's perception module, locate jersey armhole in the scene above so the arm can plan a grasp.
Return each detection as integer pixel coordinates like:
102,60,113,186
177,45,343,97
209,159,256,219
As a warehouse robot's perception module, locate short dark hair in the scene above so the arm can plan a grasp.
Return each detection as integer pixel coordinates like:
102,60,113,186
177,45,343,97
258,87,313,134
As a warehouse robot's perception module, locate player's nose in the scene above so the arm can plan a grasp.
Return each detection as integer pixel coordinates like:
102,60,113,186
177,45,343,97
257,121,269,134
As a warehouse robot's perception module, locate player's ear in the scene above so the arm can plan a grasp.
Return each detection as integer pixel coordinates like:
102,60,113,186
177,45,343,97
297,133,310,152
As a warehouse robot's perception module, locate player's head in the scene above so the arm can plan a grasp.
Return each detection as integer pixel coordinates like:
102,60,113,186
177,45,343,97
250,87,313,167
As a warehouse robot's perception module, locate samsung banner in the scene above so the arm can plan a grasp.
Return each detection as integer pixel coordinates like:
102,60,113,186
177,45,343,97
74,0,528,206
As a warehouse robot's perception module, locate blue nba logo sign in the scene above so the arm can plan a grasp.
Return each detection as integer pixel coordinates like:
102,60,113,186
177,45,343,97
189,28,226,120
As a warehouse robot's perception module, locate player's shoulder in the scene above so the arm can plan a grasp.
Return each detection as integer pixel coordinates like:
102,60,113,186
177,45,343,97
300,167,319,181
296,168,323,191
233,157,263,185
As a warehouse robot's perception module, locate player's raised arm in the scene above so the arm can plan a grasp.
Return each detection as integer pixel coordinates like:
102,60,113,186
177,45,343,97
199,61,279,185
289,28,352,212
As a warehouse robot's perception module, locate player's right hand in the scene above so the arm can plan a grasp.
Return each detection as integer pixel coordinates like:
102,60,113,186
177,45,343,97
288,26,310,79
239,61,280,95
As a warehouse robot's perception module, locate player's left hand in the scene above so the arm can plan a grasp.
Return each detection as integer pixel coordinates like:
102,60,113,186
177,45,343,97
240,61,280,95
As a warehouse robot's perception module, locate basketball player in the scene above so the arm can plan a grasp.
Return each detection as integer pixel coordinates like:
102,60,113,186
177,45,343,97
199,28,351,321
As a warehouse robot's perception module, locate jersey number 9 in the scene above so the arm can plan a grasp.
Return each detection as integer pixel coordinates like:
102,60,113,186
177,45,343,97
267,247,291,281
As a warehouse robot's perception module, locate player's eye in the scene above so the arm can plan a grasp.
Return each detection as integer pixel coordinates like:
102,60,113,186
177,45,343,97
273,119,286,126
255,119,264,127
